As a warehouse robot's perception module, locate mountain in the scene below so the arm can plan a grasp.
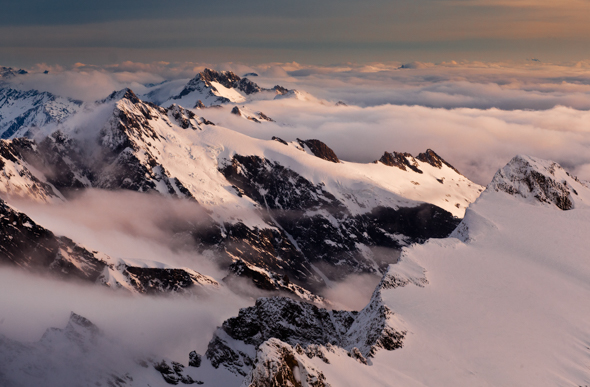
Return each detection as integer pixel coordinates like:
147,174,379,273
150,68,290,108
194,154,590,386
0,67,28,79
0,88,482,299
336,155,590,386
0,196,218,294
0,87,82,139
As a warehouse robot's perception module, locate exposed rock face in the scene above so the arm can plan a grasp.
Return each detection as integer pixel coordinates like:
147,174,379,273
221,154,460,282
273,85,289,95
488,155,584,210
213,294,404,358
231,106,242,116
199,68,242,90
154,359,201,385
416,149,461,174
378,149,461,175
221,297,358,349
0,196,218,294
204,293,406,380
242,339,330,387
297,139,340,163
238,78,263,95
0,197,104,280
123,267,218,295
379,151,422,173
225,259,325,304
189,351,202,368
271,136,288,145
168,104,200,130
257,112,274,122
206,334,255,376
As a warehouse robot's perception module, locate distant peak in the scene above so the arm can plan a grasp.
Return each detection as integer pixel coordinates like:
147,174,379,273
0,66,28,79
489,155,583,210
379,151,422,173
198,68,241,89
416,149,461,174
101,88,141,104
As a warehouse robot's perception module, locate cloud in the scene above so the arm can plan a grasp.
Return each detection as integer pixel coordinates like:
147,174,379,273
320,273,382,310
4,59,590,186
199,100,590,185
0,267,248,361
10,190,224,277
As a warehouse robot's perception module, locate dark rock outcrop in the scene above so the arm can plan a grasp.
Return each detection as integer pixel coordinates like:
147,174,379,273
271,136,288,145
154,360,201,385
188,351,202,368
297,139,339,163
379,151,423,173
416,149,461,174
204,293,406,378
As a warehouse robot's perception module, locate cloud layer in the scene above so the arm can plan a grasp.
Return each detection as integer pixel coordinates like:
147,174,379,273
4,60,590,185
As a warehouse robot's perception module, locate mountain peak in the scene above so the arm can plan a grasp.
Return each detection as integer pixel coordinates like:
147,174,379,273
198,68,241,89
379,151,422,173
416,149,461,174
0,67,28,79
488,155,586,210
101,88,140,104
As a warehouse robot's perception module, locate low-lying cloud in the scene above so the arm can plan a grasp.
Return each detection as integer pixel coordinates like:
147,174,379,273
4,60,590,185
11,189,222,276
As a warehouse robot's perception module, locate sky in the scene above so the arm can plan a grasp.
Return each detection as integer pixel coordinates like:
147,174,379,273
2,0,590,66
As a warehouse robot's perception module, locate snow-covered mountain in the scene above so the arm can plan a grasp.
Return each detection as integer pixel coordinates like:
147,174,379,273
6,152,588,386
0,88,482,298
0,67,28,80
339,155,590,386
0,87,82,139
0,72,534,387
145,68,290,108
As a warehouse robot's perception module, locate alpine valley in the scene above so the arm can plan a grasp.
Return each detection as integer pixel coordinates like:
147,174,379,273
1,67,589,387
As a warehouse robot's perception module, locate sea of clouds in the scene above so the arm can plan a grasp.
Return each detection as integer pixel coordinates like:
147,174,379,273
5,60,590,184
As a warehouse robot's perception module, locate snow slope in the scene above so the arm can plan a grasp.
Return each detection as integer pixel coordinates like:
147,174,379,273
0,87,82,139
359,155,590,386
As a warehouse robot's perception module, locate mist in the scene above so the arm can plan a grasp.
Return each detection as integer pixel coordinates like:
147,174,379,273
197,101,590,185
0,268,249,362
5,60,589,185
320,273,382,311
9,189,224,278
